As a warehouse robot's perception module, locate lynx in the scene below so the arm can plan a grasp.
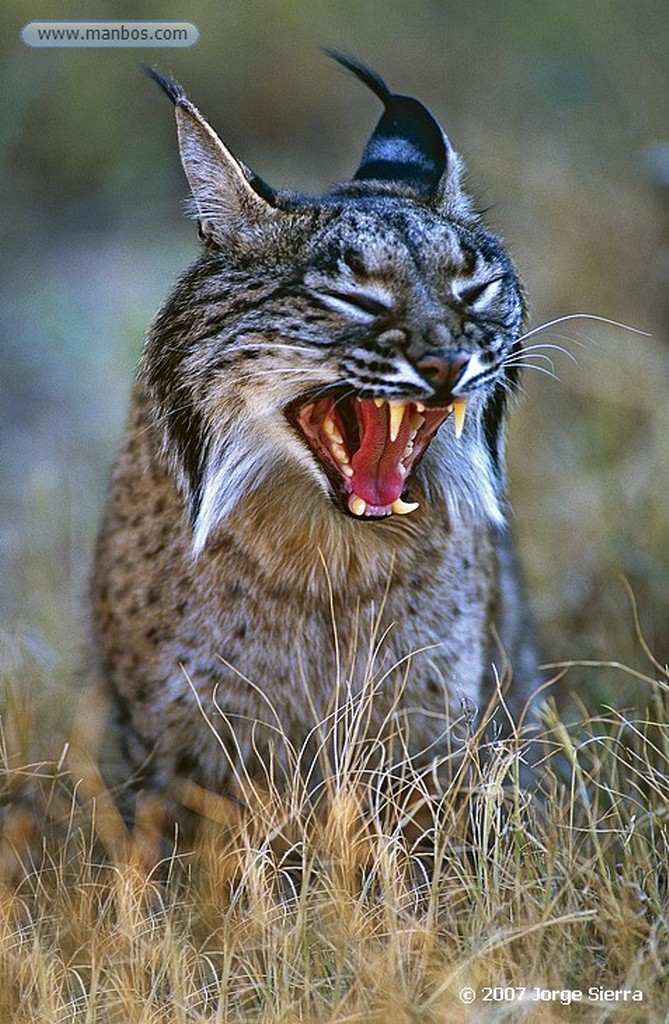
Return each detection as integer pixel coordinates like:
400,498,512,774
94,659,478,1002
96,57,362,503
94,54,539,813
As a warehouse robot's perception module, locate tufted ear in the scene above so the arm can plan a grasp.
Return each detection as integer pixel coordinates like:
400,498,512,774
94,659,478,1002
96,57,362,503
145,67,279,248
327,51,468,211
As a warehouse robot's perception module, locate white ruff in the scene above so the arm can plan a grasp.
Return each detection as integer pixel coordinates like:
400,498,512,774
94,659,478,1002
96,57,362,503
192,430,273,555
191,424,326,555
421,428,505,530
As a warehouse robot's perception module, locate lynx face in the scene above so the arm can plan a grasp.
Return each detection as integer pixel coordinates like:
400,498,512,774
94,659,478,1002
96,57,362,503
286,202,523,522
143,57,524,555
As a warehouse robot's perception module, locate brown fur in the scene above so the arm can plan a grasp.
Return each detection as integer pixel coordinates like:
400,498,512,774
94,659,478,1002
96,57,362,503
93,62,539,813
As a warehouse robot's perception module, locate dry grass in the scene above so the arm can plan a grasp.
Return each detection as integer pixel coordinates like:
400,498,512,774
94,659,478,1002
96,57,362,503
0,643,668,1024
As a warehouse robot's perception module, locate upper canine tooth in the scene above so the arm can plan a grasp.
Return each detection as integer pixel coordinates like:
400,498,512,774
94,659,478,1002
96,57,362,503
452,398,467,439
388,401,406,443
391,497,420,515
348,494,367,517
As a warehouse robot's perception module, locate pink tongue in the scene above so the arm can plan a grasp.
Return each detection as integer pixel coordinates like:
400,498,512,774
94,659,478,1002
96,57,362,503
349,402,410,507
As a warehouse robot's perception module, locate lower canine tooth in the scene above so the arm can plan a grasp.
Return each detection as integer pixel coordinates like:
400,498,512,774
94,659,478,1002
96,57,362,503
391,497,420,515
348,494,367,516
452,398,467,439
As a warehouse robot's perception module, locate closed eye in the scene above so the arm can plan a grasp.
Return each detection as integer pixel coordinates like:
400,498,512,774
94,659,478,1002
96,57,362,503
454,275,504,309
314,288,392,321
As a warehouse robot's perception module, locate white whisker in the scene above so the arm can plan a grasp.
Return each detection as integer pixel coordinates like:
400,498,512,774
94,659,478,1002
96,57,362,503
507,351,558,372
504,379,528,399
519,341,580,365
541,332,598,351
505,360,562,383
333,387,359,411
518,313,650,345
237,368,323,381
260,343,329,357
133,401,197,438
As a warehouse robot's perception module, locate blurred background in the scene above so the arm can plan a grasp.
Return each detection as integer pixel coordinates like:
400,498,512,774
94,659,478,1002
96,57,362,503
1,0,667,740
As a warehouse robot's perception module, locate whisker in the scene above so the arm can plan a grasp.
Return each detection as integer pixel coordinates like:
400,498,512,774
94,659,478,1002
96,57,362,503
509,380,530,400
498,376,525,399
132,401,198,439
540,331,598,352
259,344,327,357
519,341,580,365
236,368,323,381
505,360,563,383
333,386,359,409
518,313,650,345
506,352,558,373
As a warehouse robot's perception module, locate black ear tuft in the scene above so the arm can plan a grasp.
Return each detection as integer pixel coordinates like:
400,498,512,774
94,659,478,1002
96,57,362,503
327,49,448,199
324,49,392,105
142,65,186,106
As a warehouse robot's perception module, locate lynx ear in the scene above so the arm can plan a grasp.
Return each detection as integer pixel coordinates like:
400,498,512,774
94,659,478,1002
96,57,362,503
145,67,278,247
327,51,468,211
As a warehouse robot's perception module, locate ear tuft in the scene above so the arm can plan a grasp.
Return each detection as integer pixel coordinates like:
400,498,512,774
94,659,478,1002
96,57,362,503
142,65,187,106
324,49,392,105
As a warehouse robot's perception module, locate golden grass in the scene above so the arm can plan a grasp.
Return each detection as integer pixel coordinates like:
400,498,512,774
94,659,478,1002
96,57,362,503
1,646,668,1024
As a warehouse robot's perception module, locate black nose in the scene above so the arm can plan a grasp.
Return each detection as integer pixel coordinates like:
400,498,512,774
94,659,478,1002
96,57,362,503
416,349,470,403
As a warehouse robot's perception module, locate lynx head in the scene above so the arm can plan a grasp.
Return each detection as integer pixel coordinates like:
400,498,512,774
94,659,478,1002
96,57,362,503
142,55,525,555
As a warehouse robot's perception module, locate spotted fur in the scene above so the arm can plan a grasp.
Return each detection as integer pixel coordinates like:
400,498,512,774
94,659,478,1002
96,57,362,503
94,57,538,809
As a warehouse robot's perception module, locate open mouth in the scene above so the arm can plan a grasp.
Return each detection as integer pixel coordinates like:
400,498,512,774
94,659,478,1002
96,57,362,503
287,392,467,518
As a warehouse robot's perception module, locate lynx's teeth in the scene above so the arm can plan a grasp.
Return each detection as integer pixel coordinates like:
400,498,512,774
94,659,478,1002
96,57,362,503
391,497,420,515
331,442,350,464
322,415,343,445
388,401,406,443
409,411,425,437
348,494,367,517
452,398,467,439
373,398,385,408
